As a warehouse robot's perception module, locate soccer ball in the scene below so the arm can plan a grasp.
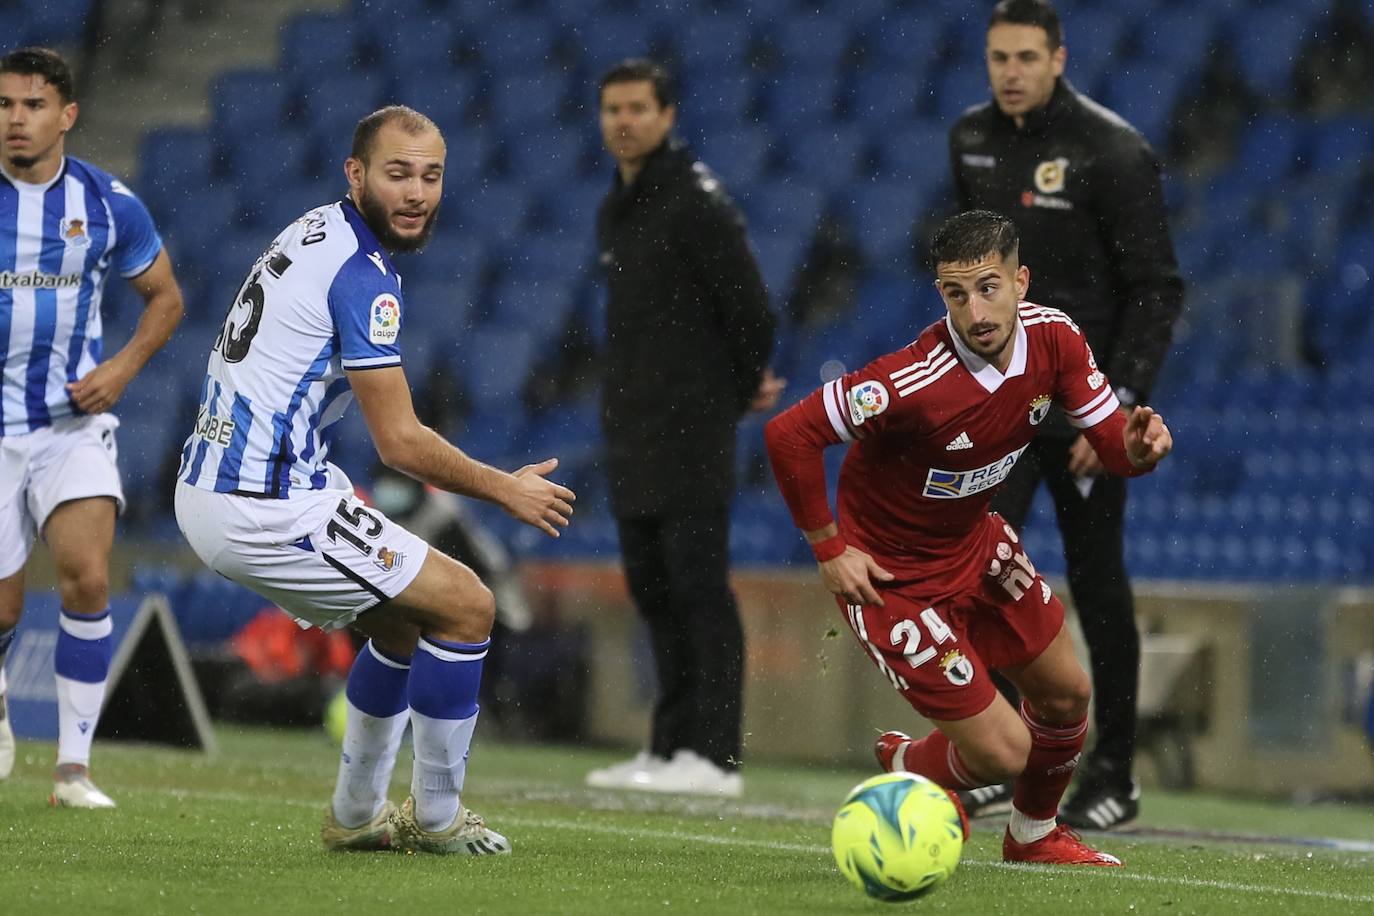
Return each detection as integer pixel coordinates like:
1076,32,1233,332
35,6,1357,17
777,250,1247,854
831,772,964,902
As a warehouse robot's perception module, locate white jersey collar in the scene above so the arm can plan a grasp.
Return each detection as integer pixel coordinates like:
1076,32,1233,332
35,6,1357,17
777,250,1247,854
943,312,1027,394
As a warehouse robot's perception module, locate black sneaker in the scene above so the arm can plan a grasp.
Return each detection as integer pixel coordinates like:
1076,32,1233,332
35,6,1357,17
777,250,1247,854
1059,772,1141,830
956,782,1014,818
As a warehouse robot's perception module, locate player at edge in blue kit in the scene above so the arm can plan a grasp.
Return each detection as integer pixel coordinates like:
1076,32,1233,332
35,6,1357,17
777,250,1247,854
173,105,575,854
0,48,185,807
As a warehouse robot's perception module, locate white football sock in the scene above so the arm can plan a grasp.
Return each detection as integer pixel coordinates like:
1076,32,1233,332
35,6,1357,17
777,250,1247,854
1009,806,1057,845
409,709,479,832
331,704,409,828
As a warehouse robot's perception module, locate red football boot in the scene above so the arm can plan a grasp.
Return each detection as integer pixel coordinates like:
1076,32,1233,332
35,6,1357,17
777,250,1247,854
873,730,913,773
1002,824,1123,866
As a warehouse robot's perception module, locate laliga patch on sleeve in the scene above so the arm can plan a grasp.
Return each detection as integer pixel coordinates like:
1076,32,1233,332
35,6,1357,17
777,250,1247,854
369,293,401,344
847,380,889,425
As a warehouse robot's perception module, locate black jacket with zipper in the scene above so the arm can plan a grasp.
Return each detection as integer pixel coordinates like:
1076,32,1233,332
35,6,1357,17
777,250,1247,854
597,138,776,516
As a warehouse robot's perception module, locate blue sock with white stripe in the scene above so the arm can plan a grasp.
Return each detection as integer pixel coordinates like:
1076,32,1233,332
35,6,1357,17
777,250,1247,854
408,635,487,832
331,640,411,828
54,609,113,767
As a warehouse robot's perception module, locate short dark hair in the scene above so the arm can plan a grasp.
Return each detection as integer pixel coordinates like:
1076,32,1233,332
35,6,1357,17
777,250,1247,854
0,47,76,103
988,0,1063,51
599,58,674,109
350,105,441,163
931,210,1020,268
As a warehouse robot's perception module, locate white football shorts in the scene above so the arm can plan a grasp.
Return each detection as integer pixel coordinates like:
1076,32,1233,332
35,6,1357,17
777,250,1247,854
0,414,125,579
174,468,428,631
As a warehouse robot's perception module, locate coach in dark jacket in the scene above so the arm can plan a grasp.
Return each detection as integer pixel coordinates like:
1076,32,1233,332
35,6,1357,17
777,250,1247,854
946,0,1184,828
585,59,781,797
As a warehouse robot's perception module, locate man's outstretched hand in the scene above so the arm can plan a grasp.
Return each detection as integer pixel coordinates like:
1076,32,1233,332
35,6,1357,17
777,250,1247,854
505,458,576,537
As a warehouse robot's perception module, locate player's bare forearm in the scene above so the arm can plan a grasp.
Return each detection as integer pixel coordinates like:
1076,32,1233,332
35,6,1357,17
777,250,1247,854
116,249,184,372
67,256,183,412
385,426,575,537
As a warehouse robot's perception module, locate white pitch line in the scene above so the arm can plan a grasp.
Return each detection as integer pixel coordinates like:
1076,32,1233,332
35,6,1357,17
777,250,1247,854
159,787,1374,905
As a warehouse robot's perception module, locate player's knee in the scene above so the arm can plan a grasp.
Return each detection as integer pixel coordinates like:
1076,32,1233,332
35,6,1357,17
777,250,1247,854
57,566,109,612
963,731,1032,782
1034,677,1092,723
430,576,494,641
0,599,21,631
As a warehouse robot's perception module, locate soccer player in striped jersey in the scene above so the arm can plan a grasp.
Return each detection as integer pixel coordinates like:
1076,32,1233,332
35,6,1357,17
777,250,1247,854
173,106,575,855
766,211,1172,866
0,48,185,807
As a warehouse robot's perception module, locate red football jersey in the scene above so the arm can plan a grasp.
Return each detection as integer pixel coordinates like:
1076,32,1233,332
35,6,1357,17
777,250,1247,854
767,302,1143,602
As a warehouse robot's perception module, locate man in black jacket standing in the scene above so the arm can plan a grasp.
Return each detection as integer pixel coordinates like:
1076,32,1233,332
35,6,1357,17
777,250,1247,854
946,0,1184,828
585,59,782,797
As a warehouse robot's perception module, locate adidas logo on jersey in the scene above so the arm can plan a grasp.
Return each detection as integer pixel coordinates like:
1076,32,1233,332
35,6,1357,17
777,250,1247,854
946,431,973,451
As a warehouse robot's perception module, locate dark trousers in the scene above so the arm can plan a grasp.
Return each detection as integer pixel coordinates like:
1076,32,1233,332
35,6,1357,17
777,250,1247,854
992,435,1140,772
615,507,744,770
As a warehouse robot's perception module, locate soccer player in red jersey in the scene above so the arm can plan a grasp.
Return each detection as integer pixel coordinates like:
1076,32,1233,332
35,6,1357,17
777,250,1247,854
765,210,1171,866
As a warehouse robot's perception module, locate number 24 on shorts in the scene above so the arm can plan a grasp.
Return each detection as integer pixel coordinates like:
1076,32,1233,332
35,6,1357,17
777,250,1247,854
891,607,955,668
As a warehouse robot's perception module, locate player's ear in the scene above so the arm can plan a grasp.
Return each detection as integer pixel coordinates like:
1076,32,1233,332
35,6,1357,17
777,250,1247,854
1016,264,1030,299
344,156,364,193
61,100,78,133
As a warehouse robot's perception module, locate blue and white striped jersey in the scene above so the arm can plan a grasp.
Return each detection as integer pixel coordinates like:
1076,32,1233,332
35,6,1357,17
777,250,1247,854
0,157,163,436
178,198,403,497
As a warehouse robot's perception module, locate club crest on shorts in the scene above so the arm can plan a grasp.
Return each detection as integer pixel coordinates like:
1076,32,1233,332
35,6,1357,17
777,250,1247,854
940,649,974,686
374,546,404,572
847,380,889,425
1028,394,1051,426
369,293,401,344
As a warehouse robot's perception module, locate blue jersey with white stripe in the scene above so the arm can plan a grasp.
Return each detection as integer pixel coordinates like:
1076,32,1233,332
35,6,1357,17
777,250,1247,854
178,198,404,497
0,157,163,436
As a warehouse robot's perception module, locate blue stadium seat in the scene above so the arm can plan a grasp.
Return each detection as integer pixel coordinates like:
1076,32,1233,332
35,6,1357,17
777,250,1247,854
392,67,477,134
677,71,757,134
576,17,659,75
764,68,842,132
21,0,93,45
224,128,312,197
279,11,360,86
928,63,991,123
773,14,854,71
477,15,559,67
502,127,591,190
1102,63,1189,148
840,179,926,268
397,278,479,336
394,229,488,285
697,126,773,187
487,279,579,344
457,328,538,404
1229,6,1316,95
780,126,868,193
494,234,594,283
671,13,753,72
139,128,218,213
355,0,432,34
741,180,824,237
856,10,944,70
751,232,809,301
371,16,460,78
300,72,388,151
847,63,931,128
211,70,290,145
534,179,607,234
872,121,948,184
1304,115,1372,178
488,72,571,133
451,182,531,239
1236,115,1304,179
1135,8,1221,69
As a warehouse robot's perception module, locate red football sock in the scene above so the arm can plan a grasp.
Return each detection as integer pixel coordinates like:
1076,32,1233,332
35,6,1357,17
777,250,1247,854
900,729,983,789
1012,701,1088,820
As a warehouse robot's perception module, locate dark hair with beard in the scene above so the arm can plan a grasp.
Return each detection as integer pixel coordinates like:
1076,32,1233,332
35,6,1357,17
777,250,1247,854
599,58,675,109
989,0,1063,51
350,105,441,164
350,105,443,253
930,210,1020,268
0,47,76,104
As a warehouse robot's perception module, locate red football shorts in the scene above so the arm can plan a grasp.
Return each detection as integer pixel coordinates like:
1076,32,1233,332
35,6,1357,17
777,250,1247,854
834,519,1065,722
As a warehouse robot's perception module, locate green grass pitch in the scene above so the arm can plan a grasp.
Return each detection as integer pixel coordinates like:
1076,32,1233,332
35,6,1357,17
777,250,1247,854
2,727,1371,915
